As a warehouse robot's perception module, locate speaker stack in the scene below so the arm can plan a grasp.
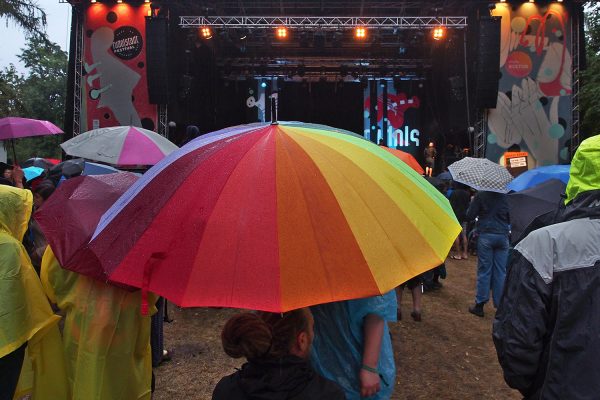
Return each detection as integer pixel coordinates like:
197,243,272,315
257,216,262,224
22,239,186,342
145,17,169,105
474,16,501,109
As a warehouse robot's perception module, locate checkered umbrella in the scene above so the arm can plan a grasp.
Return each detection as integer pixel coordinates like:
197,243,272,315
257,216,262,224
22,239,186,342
448,157,513,193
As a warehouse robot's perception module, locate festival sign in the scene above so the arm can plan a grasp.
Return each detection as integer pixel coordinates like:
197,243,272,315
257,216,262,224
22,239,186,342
82,3,157,132
488,3,572,167
363,81,422,158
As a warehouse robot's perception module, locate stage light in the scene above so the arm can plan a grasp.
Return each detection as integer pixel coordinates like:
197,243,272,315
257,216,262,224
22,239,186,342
91,0,97,3
117,0,122,3
529,0,534,2
260,80,268,88
145,0,150,2
354,27,367,40
200,26,212,39
432,26,446,41
276,26,288,39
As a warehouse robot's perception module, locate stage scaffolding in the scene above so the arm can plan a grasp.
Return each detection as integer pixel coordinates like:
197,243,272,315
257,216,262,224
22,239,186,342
179,16,468,29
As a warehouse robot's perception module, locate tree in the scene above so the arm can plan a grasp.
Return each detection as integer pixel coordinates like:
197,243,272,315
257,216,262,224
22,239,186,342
581,4,600,138
2,36,68,161
0,0,46,37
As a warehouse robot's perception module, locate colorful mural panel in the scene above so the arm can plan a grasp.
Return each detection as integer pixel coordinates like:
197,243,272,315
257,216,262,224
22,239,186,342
82,3,157,132
363,82,422,157
488,3,572,166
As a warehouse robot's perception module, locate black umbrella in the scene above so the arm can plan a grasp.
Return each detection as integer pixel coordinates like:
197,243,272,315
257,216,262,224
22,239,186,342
48,158,85,183
508,179,566,244
21,157,56,170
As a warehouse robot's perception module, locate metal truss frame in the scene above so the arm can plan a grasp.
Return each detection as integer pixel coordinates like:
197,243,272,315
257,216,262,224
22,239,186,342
158,104,168,137
570,7,581,158
473,109,488,159
72,9,84,136
179,16,468,29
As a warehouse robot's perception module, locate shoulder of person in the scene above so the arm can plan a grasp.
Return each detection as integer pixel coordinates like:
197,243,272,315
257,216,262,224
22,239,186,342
300,373,346,400
212,371,245,400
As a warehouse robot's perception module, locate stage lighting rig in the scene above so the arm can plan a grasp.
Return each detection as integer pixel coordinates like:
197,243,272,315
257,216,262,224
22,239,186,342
200,26,212,39
432,26,446,41
354,27,367,40
276,26,288,39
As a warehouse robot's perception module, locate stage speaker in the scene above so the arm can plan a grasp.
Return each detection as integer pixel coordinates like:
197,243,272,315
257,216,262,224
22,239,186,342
475,16,501,109
146,17,169,104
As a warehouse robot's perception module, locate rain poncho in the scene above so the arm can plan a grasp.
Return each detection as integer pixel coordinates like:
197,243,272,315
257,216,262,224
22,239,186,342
565,134,600,204
310,291,397,400
40,247,156,400
0,185,68,399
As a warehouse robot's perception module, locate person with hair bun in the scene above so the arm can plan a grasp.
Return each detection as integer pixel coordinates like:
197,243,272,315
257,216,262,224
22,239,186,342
213,308,345,400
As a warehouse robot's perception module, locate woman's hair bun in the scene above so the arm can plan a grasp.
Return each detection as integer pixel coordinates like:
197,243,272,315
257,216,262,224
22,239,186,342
221,313,272,360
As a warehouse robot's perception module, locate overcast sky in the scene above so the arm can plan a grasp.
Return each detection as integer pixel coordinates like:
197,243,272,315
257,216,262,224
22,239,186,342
0,1,72,73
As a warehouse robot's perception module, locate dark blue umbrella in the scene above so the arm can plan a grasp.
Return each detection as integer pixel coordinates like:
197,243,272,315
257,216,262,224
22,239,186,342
508,179,566,244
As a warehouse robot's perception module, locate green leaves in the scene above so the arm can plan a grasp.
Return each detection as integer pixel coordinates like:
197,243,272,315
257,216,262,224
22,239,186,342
0,0,47,38
1,35,67,160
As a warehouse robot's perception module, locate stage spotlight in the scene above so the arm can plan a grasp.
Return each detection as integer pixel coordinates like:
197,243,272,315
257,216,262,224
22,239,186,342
355,27,367,40
117,0,122,3
432,26,446,41
200,26,212,39
91,0,97,3
276,26,288,39
260,80,268,88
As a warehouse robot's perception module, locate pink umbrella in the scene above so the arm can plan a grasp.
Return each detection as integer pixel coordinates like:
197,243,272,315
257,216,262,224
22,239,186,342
0,117,63,139
0,117,63,163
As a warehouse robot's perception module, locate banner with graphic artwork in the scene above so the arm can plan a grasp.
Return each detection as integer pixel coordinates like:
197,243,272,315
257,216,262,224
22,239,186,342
488,3,572,166
363,81,422,158
82,3,157,132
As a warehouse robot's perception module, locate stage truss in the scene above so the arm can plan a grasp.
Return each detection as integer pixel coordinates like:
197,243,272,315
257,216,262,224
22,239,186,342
179,16,468,29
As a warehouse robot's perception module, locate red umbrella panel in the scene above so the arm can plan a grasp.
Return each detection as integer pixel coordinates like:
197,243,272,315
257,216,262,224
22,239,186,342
34,173,139,283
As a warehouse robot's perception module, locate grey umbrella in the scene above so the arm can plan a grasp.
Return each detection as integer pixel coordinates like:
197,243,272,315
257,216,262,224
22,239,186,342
448,157,513,193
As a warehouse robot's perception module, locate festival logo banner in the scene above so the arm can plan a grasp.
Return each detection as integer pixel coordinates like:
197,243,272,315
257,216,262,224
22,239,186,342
488,3,572,166
82,3,157,131
363,81,422,157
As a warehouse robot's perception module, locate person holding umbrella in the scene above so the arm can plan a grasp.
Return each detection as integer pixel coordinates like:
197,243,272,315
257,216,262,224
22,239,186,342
447,157,513,318
466,189,510,317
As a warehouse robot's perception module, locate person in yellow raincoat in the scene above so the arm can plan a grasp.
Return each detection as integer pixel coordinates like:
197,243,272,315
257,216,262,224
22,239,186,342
40,246,157,400
0,185,68,400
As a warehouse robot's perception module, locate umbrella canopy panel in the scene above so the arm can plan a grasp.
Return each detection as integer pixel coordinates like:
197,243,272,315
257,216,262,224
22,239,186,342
448,157,513,193
507,164,570,192
0,117,63,140
90,122,460,312
35,173,140,282
60,126,178,166
508,179,566,244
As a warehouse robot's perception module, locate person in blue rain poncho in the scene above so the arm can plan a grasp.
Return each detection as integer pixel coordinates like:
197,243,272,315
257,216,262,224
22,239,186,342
310,290,397,400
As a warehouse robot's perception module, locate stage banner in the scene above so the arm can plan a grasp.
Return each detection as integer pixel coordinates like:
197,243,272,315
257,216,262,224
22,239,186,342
82,3,157,132
488,3,572,166
363,81,422,158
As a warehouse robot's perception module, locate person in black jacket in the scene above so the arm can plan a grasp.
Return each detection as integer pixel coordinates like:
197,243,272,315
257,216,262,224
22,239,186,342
213,308,345,400
493,134,600,400
466,190,511,317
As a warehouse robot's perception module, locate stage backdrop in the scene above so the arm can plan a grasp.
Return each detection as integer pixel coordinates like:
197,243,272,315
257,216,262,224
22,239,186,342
82,3,157,132
488,2,572,166
363,81,423,159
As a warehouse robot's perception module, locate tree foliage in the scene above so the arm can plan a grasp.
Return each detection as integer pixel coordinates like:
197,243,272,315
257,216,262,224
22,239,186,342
581,4,600,139
0,0,46,37
1,36,67,161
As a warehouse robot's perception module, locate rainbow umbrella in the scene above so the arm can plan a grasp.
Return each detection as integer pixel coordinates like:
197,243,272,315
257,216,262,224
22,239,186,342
381,147,424,175
60,126,178,166
89,122,460,312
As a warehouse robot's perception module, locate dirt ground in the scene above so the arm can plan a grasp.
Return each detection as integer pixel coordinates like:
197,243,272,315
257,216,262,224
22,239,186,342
153,256,521,400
